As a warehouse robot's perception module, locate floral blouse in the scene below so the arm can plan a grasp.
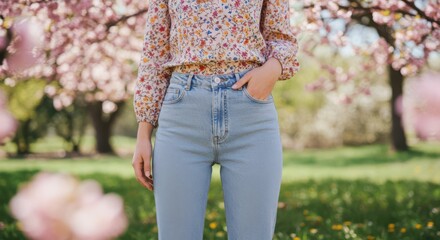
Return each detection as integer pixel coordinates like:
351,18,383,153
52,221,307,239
134,0,300,127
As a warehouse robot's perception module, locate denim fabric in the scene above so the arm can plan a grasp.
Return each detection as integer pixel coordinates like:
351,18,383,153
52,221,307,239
152,67,283,240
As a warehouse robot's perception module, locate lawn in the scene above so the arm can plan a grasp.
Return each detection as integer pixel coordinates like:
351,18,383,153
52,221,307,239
1,137,440,240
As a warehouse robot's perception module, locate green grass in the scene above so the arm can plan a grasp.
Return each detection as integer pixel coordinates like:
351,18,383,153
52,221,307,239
1,138,440,239
2,137,440,184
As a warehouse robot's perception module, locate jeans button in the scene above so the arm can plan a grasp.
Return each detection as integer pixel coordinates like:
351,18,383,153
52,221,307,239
214,77,221,83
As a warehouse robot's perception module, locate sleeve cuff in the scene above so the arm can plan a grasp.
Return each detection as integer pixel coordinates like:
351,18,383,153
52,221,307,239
266,43,300,81
135,114,159,128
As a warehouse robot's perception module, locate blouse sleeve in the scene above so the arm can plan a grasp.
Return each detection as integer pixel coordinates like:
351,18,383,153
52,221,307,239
260,0,300,81
133,0,172,128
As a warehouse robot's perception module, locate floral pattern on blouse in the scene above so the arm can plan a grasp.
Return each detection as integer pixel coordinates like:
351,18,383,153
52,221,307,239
134,0,300,127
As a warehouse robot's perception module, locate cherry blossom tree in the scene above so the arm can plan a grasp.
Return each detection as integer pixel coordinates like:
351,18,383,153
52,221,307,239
296,0,440,151
1,0,149,153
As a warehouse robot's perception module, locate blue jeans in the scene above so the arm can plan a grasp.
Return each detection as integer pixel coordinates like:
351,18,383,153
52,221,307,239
152,67,283,240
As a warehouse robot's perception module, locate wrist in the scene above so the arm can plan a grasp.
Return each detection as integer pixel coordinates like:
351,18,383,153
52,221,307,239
264,58,282,77
137,121,154,139
263,57,283,81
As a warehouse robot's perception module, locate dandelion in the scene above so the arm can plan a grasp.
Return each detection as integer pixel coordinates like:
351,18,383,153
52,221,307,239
293,237,300,240
427,221,434,228
309,228,318,234
215,231,225,237
400,227,406,233
209,222,218,229
415,223,422,229
332,224,343,230
388,223,395,232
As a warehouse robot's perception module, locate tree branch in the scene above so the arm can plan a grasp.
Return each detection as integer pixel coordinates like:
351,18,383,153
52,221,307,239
105,8,149,29
401,0,440,26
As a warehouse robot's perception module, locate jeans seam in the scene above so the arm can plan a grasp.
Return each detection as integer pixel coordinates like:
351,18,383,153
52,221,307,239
217,90,229,143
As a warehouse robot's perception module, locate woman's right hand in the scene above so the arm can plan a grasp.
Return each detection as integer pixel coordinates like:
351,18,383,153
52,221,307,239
132,122,155,191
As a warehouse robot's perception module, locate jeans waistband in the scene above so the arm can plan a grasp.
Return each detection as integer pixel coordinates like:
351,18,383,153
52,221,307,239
169,67,255,90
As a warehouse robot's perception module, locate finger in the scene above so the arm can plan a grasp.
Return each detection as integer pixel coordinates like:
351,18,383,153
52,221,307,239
135,170,151,189
136,170,154,190
133,158,152,189
232,72,251,89
133,153,153,183
142,153,153,180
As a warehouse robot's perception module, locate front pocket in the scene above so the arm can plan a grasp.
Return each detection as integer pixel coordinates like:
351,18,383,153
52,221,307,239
242,85,273,104
163,86,186,104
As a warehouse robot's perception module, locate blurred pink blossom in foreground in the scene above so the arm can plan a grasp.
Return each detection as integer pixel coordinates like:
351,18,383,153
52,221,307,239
2,16,44,74
9,171,128,240
396,72,440,141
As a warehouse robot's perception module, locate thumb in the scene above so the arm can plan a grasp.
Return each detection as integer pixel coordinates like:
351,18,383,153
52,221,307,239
232,73,251,89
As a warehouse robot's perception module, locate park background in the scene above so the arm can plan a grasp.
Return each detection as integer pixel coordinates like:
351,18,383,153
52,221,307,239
1,0,440,239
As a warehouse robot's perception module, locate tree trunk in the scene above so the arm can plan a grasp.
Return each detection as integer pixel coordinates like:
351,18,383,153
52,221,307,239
88,101,125,154
14,120,31,155
388,64,408,152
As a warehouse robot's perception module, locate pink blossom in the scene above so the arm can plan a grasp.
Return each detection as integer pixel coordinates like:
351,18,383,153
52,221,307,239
5,16,44,74
9,171,128,240
399,72,440,141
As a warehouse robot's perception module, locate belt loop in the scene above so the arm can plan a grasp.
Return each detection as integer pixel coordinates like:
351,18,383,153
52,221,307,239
234,72,243,90
185,72,194,90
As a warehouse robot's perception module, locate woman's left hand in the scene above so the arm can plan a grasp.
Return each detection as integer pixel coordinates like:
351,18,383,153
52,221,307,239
232,57,282,100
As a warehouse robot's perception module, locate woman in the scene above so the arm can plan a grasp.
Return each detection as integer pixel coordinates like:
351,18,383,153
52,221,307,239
132,0,299,239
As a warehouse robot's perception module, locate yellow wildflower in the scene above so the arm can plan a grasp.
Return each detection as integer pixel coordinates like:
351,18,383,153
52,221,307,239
387,223,395,232
427,221,434,228
331,224,343,230
209,222,217,229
